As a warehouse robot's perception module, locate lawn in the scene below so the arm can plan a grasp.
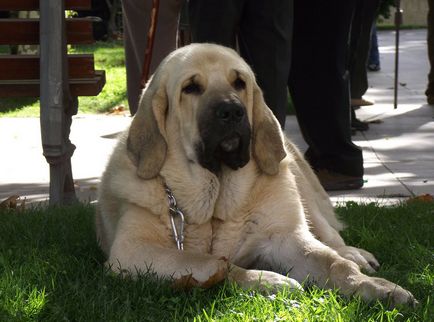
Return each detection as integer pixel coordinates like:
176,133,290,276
0,201,433,321
0,41,128,117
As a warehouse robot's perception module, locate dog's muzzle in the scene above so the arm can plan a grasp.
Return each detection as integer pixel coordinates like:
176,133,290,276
196,99,251,174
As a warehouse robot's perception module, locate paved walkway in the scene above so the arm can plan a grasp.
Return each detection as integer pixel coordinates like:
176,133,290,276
1,30,433,205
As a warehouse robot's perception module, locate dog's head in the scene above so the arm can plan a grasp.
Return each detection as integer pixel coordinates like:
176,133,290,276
127,43,286,178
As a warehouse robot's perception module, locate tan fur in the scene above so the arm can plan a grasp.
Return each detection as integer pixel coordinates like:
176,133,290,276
252,86,286,175
96,44,416,306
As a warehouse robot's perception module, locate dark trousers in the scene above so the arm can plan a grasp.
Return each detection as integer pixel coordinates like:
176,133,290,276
349,0,381,99
122,0,182,115
427,0,434,96
288,0,363,177
188,0,293,128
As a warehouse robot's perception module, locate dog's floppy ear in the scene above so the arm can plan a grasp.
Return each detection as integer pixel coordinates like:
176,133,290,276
127,72,168,179
252,83,286,175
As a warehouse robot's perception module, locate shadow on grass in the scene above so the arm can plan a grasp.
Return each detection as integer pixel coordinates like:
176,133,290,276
0,97,39,114
0,177,102,205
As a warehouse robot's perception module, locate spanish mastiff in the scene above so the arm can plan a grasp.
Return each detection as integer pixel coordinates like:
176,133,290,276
96,43,416,306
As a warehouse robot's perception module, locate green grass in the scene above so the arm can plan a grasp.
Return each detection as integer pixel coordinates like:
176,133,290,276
0,41,128,117
0,202,432,321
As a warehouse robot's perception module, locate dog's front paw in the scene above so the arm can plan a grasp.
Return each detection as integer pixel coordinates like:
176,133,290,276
228,265,302,294
355,275,418,307
173,257,229,289
335,246,380,273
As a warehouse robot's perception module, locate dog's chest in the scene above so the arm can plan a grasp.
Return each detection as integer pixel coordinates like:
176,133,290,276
180,216,252,257
188,185,256,257
183,222,213,253
164,163,257,253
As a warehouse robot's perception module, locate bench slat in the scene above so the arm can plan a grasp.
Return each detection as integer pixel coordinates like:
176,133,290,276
0,0,91,11
0,19,94,45
0,54,96,80
0,70,106,97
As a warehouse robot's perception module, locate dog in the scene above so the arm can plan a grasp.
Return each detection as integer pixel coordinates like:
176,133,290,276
96,43,416,306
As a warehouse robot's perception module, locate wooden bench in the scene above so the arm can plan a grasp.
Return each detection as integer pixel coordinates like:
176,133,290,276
0,0,106,205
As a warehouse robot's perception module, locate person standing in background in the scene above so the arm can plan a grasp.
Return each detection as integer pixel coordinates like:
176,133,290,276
368,24,381,71
349,0,381,133
288,0,364,190
122,0,183,115
124,1,364,191
349,0,381,109
188,0,293,129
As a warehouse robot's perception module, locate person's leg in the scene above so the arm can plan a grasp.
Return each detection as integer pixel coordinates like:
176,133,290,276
122,0,182,115
368,24,381,70
350,0,381,100
189,0,292,128
188,0,242,48
289,0,363,181
426,0,434,104
238,0,293,128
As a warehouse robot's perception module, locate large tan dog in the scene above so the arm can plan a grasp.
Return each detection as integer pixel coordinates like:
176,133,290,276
96,43,416,306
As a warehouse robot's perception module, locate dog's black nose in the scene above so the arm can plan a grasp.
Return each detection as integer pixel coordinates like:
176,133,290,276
215,102,245,124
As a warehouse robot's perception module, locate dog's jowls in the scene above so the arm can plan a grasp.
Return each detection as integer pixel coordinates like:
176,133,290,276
96,43,416,306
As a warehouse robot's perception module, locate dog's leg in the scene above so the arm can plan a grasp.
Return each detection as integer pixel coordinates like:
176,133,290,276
107,208,303,292
109,231,303,292
107,217,302,292
103,207,228,287
285,140,379,272
108,232,229,288
262,230,417,307
227,264,302,293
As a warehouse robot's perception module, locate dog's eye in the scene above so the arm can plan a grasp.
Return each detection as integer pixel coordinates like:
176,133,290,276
233,77,246,91
182,82,202,95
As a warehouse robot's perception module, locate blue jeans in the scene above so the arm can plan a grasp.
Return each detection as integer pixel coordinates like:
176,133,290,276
368,25,380,66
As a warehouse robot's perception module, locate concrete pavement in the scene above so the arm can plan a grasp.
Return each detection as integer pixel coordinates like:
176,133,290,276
1,30,433,205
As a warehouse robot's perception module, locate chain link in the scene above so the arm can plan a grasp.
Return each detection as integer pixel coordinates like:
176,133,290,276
164,183,185,251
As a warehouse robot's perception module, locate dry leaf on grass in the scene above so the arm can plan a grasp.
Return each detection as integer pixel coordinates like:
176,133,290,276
107,104,127,115
407,194,434,203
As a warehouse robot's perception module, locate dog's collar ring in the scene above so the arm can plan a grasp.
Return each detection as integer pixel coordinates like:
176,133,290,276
164,183,185,251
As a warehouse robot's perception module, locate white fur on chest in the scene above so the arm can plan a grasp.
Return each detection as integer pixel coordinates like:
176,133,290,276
213,162,258,221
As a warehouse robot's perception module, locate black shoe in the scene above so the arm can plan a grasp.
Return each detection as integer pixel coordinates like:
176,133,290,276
315,169,364,191
368,64,381,71
351,117,369,132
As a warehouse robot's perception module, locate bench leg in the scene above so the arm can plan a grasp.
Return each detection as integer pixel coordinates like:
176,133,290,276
43,96,79,206
40,0,80,206
48,155,77,205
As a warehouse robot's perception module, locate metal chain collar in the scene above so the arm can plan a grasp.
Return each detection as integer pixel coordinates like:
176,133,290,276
164,183,185,251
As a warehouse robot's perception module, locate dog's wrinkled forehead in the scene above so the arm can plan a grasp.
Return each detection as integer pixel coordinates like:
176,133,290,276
164,44,253,92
